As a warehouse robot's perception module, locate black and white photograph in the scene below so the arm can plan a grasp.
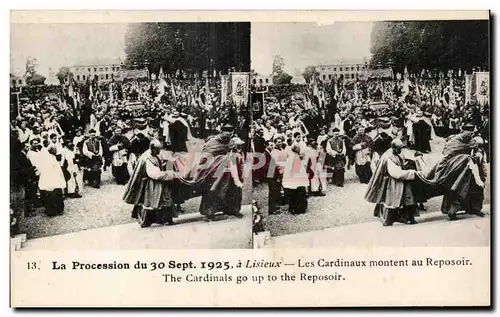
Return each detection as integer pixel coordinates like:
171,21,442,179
250,20,491,248
10,22,253,250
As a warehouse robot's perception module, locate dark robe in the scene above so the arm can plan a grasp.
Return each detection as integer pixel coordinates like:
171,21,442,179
108,134,131,185
412,119,432,153
168,120,188,153
181,133,243,218
326,136,346,170
417,132,481,215
372,132,393,156
129,134,150,157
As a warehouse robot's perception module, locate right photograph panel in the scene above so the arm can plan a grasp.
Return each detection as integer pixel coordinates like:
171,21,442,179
250,20,490,248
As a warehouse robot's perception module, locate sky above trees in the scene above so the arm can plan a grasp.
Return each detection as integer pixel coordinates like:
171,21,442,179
10,23,127,76
251,22,373,76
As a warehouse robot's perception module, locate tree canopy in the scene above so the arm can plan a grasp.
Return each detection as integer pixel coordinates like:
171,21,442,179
24,57,46,86
124,23,251,76
370,20,489,74
272,55,293,85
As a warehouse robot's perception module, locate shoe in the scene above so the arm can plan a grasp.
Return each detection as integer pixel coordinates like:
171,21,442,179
406,219,418,225
166,219,175,226
418,203,427,211
449,214,458,221
234,213,244,218
317,192,326,197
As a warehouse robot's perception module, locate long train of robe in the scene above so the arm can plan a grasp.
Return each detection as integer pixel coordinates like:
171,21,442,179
168,134,243,216
413,133,478,202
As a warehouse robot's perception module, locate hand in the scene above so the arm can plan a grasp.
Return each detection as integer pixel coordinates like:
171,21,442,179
235,181,244,188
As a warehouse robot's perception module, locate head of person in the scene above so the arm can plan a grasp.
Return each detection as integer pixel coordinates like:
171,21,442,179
149,139,162,156
291,144,301,155
89,129,97,139
30,138,41,151
50,133,58,144
265,140,274,152
274,137,283,149
391,138,404,155
114,127,122,136
357,126,366,136
332,128,340,137
294,132,302,143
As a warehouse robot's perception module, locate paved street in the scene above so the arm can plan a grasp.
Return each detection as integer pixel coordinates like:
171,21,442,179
263,208,490,248
20,138,253,240
254,138,491,238
21,205,252,250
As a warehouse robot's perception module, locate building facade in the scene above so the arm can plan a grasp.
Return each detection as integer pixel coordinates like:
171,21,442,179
316,62,369,81
70,60,123,83
10,74,26,89
251,73,273,87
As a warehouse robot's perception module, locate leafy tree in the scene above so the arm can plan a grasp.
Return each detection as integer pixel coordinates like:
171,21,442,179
124,23,250,76
370,20,489,74
302,66,317,83
56,66,73,85
274,73,293,85
271,55,293,85
24,57,46,86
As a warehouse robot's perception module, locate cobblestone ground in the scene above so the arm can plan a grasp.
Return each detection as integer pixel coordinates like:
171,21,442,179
254,138,491,237
20,138,252,239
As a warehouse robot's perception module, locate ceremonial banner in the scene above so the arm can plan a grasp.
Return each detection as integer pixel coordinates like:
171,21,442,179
230,72,250,108
220,75,230,105
474,72,489,106
251,92,265,119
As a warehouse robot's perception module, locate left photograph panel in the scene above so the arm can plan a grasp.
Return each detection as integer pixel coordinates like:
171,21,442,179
10,22,253,249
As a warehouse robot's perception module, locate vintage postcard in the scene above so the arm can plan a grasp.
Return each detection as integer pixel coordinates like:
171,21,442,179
10,10,490,307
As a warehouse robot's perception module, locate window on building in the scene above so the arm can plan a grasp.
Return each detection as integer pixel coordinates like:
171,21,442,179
328,74,332,80
83,75,86,80
94,68,97,72
351,67,354,71
334,67,337,71
77,75,80,81
252,79,256,84
322,68,325,71
259,79,263,84
88,68,91,72
99,68,103,71
105,67,108,71
357,66,360,71
323,75,326,80
265,78,269,84
12,80,16,86
106,74,109,80
339,67,343,71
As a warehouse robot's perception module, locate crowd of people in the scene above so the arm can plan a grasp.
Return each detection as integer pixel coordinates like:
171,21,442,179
251,72,489,225
10,74,250,229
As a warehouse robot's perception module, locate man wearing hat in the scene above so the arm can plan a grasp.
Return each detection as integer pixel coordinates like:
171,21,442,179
82,129,103,188
408,109,432,153
326,128,347,187
365,139,419,226
417,122,486,220
190,122,244,221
